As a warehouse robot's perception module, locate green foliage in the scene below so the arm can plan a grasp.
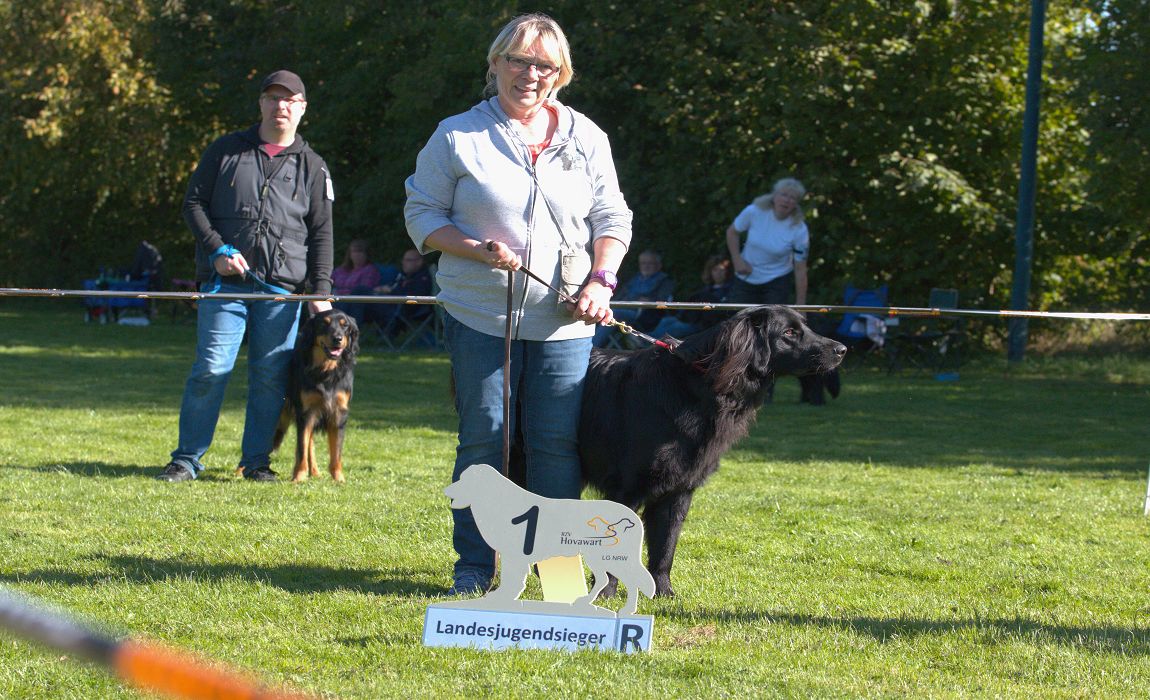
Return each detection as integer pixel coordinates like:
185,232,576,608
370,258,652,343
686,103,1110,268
0,1,1144,313
0,1,189,285
2,304,1150,697
1056,0,1150,311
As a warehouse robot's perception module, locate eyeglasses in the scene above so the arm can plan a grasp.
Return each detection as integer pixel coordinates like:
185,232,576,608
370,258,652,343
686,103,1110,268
503,55,560,78
260,94,306,107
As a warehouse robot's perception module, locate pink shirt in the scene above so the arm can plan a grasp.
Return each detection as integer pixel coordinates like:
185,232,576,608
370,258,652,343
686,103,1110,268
331,264,382,295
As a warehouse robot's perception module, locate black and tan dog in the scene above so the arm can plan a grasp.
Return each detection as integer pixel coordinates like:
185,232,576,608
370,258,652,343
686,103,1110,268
272,308,359,483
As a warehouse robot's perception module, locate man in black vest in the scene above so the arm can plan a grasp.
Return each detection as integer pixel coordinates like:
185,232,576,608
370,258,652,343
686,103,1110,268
156,70,334,483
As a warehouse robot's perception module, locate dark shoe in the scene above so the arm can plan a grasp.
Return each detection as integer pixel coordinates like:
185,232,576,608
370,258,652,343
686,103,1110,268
447,569,491,596
155,462,195,482
242,466,279,482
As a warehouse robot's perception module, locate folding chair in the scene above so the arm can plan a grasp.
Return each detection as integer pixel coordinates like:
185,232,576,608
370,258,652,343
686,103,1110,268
371,263,441,351
374,302,440,351
887,287,965,377
831,284,889,369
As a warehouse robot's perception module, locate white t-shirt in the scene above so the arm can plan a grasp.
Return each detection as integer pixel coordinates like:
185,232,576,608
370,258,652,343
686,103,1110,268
731,204,810,284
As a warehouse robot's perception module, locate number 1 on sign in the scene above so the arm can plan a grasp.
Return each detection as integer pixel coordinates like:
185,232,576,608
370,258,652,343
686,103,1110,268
511,505,539,555
510,506,587,603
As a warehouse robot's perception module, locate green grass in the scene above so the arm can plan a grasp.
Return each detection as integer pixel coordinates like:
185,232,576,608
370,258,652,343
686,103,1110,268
2,300,1149,698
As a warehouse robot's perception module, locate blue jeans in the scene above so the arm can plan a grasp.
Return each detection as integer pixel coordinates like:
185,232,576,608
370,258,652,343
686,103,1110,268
169,282,300,477
443,313,591,577
650,315,700,340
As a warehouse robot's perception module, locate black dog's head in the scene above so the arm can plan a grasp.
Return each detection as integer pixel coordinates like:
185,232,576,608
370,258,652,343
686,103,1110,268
672,305,845,397
303,308,359,366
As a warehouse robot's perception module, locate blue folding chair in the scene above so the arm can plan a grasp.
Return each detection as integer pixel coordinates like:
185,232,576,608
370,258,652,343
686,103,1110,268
833,284,889,368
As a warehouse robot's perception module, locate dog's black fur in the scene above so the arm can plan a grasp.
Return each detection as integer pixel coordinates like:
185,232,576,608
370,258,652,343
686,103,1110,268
271,308,359,483
577,305,845,597
798,368,841,405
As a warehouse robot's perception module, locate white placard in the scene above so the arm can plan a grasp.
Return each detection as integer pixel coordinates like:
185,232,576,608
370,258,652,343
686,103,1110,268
423,605,653,653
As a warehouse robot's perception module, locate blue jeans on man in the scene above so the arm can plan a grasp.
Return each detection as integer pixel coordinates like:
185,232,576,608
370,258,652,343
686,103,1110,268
443,313,590,580
168,282,300,478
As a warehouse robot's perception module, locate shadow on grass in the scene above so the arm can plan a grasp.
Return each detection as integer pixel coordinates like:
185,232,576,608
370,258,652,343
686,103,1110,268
664,606,1150,656
1,555,442,598
13,462,243,481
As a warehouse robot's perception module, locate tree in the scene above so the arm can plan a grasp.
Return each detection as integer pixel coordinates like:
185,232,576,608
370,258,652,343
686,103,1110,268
0,1,187,286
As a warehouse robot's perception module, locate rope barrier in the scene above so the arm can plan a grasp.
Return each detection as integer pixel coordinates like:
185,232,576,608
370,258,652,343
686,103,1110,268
2,287,1148,321
0,587,317,700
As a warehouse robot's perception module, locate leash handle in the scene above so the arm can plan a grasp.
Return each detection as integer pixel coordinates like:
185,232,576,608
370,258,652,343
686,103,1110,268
501,269,513,478
514,263,679,351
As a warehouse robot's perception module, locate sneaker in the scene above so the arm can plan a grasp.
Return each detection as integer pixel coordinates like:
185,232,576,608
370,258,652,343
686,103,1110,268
447,569,491,596
155,462,195,482
242,466,279,482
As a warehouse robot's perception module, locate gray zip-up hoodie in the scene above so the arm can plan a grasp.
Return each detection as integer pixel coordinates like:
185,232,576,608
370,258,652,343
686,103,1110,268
404,97,632,340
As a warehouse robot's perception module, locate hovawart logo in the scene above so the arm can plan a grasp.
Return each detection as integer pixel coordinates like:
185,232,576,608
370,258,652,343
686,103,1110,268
558,516,637,548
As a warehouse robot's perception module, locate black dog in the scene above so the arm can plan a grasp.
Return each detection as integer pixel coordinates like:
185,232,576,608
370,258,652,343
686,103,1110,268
578,305,845,597
272,308,359,482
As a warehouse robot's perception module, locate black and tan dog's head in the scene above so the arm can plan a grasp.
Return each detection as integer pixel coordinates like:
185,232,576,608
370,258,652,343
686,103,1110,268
302,309,359,368
673,305,845,396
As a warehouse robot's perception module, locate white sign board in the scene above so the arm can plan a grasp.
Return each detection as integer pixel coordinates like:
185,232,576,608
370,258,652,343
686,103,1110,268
423,606,653,653
423,464,656,653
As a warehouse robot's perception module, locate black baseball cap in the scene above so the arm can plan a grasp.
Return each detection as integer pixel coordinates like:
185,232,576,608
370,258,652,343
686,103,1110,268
260,70,306,99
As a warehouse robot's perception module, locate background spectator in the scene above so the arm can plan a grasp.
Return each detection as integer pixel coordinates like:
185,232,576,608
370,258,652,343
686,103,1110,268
369,248,434,338
724,177,809,308
650,254,732,340
332,238,382,325
593,249,675,347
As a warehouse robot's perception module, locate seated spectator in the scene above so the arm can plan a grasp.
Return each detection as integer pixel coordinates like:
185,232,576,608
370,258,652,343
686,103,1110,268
650,254,732,340
369,248,434,338
593,249,675,348
332,239,383,324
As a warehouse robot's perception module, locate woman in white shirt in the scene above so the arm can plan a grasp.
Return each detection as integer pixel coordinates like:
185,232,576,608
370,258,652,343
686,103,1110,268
724,177,809,306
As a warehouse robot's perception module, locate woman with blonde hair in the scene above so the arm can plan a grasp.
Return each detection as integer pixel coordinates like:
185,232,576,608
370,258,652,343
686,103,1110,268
724,177,809,306
404,13,632,596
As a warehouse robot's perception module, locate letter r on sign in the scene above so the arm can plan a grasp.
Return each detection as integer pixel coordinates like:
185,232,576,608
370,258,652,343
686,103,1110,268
618,623,644,652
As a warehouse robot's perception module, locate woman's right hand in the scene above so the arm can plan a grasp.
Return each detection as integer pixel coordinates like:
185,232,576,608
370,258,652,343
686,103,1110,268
481,240,522,271
732,255,752,276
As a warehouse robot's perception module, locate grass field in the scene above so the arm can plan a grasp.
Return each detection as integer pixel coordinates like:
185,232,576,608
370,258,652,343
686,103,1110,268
2,300,1149,699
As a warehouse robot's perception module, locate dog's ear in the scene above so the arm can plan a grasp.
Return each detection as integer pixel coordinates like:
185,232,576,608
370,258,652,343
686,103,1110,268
707,307,774,396
298,311,318,350
345,315,360,361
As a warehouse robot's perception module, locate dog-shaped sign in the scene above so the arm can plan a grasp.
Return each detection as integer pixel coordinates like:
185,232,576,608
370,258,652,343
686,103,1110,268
444,464,655,616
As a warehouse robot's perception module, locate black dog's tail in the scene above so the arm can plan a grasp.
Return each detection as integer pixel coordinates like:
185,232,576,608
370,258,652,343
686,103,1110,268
271,400,292,453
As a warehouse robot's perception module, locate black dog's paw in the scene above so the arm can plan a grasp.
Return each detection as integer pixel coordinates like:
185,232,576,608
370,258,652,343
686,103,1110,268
826,368,842,399
596,577,620,602
799,374,826,405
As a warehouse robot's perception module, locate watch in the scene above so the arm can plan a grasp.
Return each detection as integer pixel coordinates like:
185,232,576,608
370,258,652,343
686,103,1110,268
590,269,618,291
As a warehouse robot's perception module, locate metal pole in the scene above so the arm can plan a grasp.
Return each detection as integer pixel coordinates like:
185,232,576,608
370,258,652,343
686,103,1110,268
1008,0,1047,362
1144,462,1150,516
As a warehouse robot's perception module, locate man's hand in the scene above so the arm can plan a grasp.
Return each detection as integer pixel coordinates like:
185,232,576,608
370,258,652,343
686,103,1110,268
213,252,250,277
